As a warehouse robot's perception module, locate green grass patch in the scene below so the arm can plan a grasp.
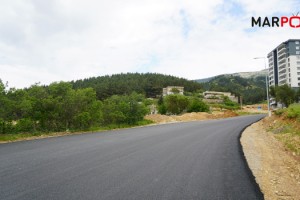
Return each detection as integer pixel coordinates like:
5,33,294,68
0,132,43,142
0,120,154,143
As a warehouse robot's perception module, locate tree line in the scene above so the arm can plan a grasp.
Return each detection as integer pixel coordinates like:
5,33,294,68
0,80,149,134
71,73,203,99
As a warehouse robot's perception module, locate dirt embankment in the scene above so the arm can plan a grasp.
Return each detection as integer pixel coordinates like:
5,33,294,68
241,118,300,200
144,110,238,124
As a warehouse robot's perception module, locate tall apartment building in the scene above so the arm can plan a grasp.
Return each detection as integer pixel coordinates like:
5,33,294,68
267,39,300,89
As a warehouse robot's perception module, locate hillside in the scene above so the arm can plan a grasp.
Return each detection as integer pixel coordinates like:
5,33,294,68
70,71,267,104
231,69,267,79
195,69,267,83
71,73,202,100
200,74,266,104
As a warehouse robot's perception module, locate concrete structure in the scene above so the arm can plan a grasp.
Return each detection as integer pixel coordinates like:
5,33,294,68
162,86,184,96
268,39,300,88
202,91,238,103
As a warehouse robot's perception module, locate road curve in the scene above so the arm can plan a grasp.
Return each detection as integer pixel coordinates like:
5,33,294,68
0,115,264,200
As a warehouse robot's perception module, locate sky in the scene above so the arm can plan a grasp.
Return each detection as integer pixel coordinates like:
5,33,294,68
0,0,300,88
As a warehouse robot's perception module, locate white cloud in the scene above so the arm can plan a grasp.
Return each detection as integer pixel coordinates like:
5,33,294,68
0,0,299,88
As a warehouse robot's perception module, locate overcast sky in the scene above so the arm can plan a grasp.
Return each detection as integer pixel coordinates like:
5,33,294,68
0,0,300,88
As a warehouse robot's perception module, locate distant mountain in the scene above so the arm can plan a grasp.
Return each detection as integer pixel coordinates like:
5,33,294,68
195,69,267,83
197,70,267,104
230,69,267,79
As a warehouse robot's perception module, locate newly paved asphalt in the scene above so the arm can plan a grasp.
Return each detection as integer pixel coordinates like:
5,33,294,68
0,115,265,200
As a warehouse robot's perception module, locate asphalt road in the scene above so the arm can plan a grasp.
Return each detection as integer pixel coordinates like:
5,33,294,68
0,115,265,200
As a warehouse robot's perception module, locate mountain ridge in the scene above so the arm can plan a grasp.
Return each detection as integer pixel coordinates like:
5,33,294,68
195,69,267,83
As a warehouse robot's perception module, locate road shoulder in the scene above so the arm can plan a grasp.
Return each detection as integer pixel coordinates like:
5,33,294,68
241,119,300,200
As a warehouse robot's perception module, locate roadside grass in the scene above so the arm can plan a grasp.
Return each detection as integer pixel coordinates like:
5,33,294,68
269,104,300,155
0,132,43,142
235,111,262,116
0,119,154,143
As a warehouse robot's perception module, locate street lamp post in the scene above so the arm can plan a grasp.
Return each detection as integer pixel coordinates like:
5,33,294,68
254,57,271,117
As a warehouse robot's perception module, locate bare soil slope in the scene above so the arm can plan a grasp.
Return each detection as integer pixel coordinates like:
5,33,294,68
241,119,300,200
144,111,238,124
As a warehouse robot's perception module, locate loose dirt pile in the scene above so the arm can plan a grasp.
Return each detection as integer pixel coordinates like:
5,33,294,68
241,119,300,200
144,111,238,124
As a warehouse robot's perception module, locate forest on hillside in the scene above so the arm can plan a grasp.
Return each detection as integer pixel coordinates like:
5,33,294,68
200,75,267,104
71,73,202,100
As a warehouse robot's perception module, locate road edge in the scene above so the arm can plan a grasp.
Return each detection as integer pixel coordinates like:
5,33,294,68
238,116,265,200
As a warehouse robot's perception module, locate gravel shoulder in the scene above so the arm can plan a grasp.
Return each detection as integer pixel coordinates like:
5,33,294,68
241,119,300,200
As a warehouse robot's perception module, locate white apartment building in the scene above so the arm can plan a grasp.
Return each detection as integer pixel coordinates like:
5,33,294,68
268,39,300,88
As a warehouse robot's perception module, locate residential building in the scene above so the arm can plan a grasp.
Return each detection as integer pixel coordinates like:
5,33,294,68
162,86,184,96
268,39,300,88
267,39,300,107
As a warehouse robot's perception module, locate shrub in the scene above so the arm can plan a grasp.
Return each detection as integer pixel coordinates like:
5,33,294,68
164,94,189,114
274,109,286,116
16,118,35,133
158,104,167,115
187,98,209,112
286,104,300,119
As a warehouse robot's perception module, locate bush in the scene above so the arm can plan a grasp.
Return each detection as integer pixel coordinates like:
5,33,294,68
274,109,286,116
73,112,92,130
223,96,240,110
0,119,16,134
286,104,300,119
164,94,189,115
187,98,209,112
16,118,35,133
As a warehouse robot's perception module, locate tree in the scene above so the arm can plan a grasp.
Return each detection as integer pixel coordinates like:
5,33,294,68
164,94,189,114
187,98,209,112
171,88,180,94
275,84,295,107
102,93,148,125
269,86,276,97
295,88,300,103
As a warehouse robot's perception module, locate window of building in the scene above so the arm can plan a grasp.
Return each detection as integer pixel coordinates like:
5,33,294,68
297,61,300,65
297,51,300,54
297,46,300,50
296,41,300,44
298,77,300,80
298,72,300,75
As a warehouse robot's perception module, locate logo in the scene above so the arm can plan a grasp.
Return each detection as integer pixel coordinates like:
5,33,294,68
251,12,300,28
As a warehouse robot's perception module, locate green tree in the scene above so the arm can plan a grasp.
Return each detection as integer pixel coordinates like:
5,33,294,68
102,93,148,125
187,98,209,112
269,86,276,97
295,88,300,103
171,88,180,94
164,94,189,114
275,84,295,107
